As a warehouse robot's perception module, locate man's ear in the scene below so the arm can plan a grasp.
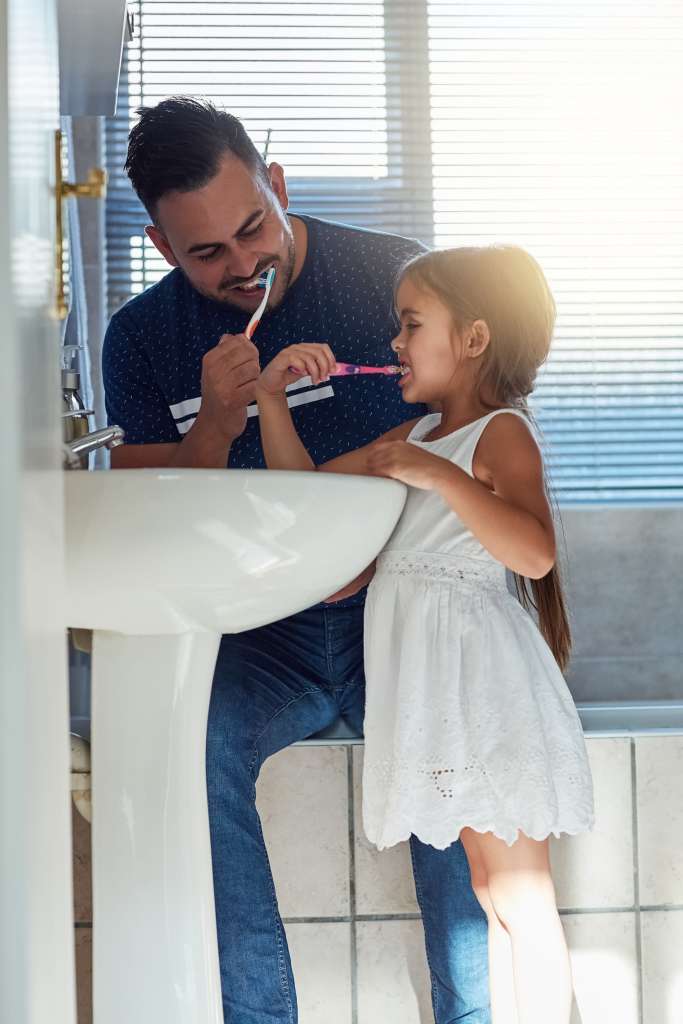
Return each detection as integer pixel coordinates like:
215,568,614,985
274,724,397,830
145,224,179,268
267,162,289,212
467,319,491,359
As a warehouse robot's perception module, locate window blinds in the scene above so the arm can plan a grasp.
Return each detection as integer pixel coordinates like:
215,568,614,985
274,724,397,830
105,0,433,311
105,0,683,504
427,1,683,503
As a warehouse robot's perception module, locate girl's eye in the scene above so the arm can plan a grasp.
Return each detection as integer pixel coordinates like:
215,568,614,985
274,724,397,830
406,322,420,331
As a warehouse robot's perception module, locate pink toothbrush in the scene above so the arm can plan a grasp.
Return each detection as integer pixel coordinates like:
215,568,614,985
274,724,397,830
289,361,401,377
333,362,401,376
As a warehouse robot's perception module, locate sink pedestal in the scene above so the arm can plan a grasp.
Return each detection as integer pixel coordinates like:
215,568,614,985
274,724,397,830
91,631,223,1024
65,468,407,1021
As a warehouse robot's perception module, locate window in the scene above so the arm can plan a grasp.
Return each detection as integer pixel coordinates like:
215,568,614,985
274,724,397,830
105,0,683,504
105,0,433,307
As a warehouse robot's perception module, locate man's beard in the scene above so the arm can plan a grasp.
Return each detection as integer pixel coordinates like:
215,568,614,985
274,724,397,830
188,233,297,313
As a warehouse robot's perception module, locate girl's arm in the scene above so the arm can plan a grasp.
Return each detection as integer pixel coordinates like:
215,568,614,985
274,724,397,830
367,413,556,579
257,343,420,474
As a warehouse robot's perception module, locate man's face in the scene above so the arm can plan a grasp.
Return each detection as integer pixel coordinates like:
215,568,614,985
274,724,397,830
147,153,295,313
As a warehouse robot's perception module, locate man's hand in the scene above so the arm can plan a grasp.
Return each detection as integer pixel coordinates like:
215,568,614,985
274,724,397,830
197,333,260,442
324,561,377,603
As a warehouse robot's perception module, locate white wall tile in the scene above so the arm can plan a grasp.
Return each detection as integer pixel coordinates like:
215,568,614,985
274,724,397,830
285,922,352,1024
641,910,683,1024
562,913,639,1024
357,920,433,1024
256,745,350,917
636,736,683,906
353,749,419,915
551,739,634,910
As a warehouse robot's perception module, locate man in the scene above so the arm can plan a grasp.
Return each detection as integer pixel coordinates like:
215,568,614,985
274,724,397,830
103,96,489,1024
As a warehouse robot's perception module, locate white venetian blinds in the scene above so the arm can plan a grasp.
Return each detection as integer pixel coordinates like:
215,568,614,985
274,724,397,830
105,0,432,311
427,1,683,503
105,0,683,503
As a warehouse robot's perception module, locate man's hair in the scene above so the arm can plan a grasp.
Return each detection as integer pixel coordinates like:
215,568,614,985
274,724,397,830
124,96,270,219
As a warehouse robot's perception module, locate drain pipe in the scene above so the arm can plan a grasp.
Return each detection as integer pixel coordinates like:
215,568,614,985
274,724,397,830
70,734,91,822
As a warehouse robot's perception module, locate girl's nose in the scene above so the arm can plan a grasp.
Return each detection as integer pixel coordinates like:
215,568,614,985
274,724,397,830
390,334,403,353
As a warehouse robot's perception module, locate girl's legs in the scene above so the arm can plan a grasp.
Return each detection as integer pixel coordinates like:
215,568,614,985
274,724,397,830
460,827,574,1024
459,829,517,1024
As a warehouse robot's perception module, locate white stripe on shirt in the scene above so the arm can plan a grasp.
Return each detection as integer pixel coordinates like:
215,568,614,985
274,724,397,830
172,378,334,433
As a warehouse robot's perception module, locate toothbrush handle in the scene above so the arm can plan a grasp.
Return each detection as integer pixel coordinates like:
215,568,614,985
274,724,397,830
245,268,275,339
287,362,400,377
331,362,398,376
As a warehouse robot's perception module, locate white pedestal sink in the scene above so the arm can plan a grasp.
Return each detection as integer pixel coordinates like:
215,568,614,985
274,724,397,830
65,468,405,1024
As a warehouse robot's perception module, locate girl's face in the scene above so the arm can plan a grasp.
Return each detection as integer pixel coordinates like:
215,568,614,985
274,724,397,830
392,278,464,405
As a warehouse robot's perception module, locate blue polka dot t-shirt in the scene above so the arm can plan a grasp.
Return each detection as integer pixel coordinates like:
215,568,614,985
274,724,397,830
103,215,428,468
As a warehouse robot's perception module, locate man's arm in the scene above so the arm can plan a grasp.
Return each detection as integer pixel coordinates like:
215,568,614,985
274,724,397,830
108,332,260,469
110,420,229,469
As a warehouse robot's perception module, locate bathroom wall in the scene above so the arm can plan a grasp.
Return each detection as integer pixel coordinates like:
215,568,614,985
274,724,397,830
72,734,683,1024
562,508,682,703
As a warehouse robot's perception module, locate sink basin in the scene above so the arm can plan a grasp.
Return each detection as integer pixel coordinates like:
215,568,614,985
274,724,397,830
64,467,406,1024
65,468,406,634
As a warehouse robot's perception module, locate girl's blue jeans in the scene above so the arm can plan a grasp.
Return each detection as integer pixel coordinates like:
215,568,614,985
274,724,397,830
206,604,491,1023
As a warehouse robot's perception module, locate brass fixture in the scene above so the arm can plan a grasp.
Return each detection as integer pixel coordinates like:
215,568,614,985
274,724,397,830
54,129,107,319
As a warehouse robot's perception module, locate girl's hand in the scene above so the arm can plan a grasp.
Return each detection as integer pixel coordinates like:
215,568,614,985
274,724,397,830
366,441,451,490
257,343,337,397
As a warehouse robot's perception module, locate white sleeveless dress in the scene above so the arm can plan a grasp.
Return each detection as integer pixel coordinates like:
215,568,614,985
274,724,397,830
362,409,594,850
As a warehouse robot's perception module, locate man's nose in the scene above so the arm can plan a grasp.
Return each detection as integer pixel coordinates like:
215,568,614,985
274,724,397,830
226,251,260,281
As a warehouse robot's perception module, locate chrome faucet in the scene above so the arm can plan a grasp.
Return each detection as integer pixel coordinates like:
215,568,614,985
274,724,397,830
63,425,125,470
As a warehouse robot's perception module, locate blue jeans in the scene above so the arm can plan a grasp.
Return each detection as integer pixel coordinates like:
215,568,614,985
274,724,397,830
206,605,490,1023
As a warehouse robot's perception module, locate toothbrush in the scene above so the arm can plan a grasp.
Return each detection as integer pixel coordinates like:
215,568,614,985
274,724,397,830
245,267,276,339
289,361,401,377
331,362,401,376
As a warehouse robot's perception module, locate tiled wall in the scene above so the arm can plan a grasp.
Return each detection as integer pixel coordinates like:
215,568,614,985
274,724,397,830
72,734,683,1024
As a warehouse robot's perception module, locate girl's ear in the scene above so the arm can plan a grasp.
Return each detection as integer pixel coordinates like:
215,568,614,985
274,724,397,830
466,319,491,359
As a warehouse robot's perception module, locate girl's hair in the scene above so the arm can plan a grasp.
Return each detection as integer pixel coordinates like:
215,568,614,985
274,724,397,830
398,245,571,671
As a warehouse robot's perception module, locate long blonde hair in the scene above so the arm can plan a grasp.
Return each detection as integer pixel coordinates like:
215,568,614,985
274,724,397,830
398,246,571,671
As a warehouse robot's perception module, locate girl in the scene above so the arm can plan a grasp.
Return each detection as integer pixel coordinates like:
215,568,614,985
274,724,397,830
255,246,594,1023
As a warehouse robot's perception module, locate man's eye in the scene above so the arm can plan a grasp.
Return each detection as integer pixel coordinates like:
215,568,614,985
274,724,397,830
198,248,220,262
240,221,264,239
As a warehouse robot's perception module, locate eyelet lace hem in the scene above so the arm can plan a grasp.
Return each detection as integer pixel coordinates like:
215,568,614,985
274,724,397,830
376,549,508,594
364,813,596,852
363,750,595,849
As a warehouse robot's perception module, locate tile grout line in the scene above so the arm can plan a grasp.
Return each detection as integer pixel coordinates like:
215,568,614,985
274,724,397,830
347,747,359,1024
283,913,423,925
282,905,683,924
631,739,644,1024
